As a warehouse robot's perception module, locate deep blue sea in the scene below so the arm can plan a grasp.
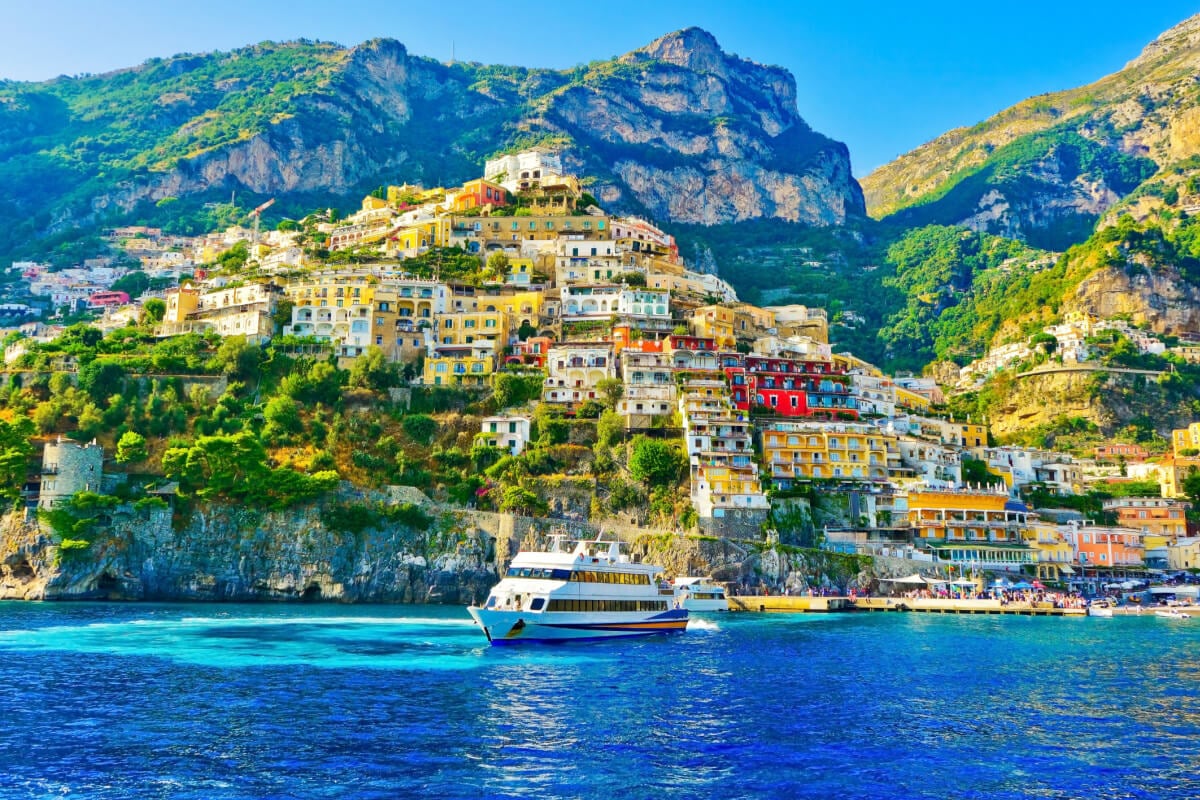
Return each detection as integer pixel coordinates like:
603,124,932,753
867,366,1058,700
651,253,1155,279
1,603,1198,800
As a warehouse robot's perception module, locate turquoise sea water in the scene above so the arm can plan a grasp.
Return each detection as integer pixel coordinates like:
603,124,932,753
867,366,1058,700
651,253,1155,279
1,603,1198,799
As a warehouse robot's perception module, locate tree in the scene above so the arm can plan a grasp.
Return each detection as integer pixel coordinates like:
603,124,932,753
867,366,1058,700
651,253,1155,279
595,410,624,449
595,377,624,410
110,271,151,299
499,485,546,515
262,396,303,442
348,346,398,392
115,431,148,465
402,413,438,445
1183,468,1200,509
576,400,605,419
628,436,684,488
485,251,510,282
0,415,34,502
208,336,261,379
142,298,166,325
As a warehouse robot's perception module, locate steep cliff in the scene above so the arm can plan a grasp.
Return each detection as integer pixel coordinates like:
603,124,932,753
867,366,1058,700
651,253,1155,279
861,14,1200,250
0,492,498,603
0,29,863,262
0,491,875,603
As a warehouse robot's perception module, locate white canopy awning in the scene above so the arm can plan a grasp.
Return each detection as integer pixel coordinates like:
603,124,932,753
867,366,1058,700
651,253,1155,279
882,574,928,585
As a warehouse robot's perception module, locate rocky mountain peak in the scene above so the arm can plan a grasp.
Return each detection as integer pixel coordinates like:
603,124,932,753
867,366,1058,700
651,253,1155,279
1126,13,1200,69
635,27,727,75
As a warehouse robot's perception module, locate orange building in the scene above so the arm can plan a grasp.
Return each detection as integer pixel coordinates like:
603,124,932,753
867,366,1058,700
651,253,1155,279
1102,497,1189,538
612,324,666,355
452,179,508,212
1061,523,1144,570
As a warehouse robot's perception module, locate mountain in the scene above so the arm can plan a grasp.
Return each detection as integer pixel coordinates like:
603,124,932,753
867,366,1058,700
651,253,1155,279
861,15,1200,251
0,29,863,263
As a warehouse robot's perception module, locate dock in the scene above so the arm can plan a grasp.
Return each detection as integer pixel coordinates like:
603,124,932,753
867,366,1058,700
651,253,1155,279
727,595,1086,616
727,596,852,612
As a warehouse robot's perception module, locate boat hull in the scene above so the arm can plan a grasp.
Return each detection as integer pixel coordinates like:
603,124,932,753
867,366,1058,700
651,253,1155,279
467,607,688,645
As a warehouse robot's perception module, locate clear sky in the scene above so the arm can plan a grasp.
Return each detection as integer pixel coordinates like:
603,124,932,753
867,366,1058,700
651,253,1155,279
2,1,1197,175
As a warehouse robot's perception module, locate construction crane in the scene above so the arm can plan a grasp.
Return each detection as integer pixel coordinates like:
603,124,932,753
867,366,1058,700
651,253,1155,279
249,198,275,245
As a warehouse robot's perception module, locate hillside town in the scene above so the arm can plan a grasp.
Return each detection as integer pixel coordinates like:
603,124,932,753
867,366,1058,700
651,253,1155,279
9,151,1200,591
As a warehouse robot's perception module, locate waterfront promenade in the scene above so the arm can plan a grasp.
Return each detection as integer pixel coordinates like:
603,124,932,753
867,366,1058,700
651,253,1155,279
727,595,1088,616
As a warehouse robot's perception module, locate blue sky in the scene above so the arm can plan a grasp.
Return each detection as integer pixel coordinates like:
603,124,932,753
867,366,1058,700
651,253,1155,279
2,1,1197,175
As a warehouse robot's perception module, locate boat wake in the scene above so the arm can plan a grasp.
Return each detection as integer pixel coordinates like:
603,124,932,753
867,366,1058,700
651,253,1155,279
687,618,721,632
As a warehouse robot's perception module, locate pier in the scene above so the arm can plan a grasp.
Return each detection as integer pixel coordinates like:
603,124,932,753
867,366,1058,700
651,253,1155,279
727,596,852,612
727,595,1087,616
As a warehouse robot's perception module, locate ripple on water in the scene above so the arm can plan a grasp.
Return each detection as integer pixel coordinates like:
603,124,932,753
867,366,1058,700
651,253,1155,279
0,606,1199,799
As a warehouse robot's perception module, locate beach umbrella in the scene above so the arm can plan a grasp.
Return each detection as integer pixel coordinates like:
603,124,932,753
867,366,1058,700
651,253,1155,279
1011,581,1033,590
1031,580,1046,589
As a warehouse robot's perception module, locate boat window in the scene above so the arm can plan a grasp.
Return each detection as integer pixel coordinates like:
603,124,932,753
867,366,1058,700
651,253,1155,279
547,599,670,612
485,596,497,608
530,597,545,611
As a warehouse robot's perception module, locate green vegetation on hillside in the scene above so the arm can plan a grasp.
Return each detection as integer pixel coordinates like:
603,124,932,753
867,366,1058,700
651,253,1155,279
883,129,1157,251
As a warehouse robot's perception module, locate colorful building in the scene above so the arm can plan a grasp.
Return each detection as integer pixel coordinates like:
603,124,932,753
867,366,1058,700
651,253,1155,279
542,343,615,407
759,421,890,486
906,488,1037,571
1060,523,1144,571
1101,497,1189,537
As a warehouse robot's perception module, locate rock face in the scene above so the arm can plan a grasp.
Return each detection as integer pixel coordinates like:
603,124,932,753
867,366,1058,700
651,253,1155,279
861,14,1200,248
1067,264,1200,334
0,498,498,604
0,494,878,603
2,29,863,250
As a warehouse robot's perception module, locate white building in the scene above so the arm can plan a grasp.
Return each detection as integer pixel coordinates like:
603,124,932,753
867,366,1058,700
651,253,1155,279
479,416,532,455
484,151,566,193
542,343,615,406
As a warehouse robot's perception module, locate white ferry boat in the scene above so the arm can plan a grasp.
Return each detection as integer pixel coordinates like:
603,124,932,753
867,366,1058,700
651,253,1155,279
467,535,688,645
672,577,729,612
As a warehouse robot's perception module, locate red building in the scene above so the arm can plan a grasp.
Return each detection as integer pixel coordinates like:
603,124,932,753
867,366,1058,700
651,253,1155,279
725,355,858,419
453,179,508,211
666,334,716,352
1094,444,1149,463
88,291,130,309
507,336,553,368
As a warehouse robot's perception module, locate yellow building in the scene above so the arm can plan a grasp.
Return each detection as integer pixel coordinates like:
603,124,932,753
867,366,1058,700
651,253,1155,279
895,385,933,413
513,174,582,215
949,421,988,450
730,303,776,340
690,305,737,350
388,220,443,255
1168,537,1200,570
907,488,1037,571
445,214,610,247
361,195,389,212
1023,523,1075,580
908,488,1029,542
163,285,200,324
284,273,378,310
472,290,542,332
1172,422,1200,457
423,345,496,386
759,421,891,485
433,310,508,347
371,280,441,363
426,306,507,384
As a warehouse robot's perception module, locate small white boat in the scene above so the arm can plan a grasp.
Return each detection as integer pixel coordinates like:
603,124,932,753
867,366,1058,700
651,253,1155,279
1155,608,1190,620
1088,600,1114,618
672,577,729,612
467,534,688,645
